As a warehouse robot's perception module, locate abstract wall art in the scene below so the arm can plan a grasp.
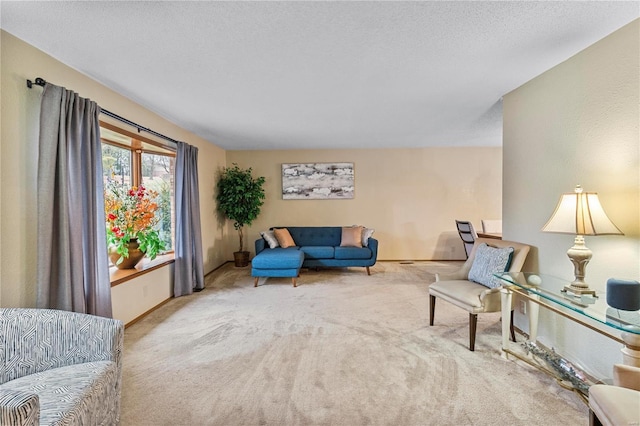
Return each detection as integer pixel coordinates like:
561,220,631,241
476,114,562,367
282,163,354,200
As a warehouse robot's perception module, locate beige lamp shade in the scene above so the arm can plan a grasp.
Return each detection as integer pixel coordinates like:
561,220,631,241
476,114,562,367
542,185,623,236
542,185,623,296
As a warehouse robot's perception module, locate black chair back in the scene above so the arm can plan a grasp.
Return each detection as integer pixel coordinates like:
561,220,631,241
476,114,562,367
455,220,476,259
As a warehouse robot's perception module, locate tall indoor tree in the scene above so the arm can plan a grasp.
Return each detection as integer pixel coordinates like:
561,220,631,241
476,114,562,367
216,163,266,267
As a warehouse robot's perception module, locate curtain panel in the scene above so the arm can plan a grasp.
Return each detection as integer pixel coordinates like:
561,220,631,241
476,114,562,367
36,83,112,317
174,142,205,297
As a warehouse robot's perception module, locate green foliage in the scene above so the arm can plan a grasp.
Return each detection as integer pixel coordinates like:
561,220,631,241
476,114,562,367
137,230,163,261
216,163,266,252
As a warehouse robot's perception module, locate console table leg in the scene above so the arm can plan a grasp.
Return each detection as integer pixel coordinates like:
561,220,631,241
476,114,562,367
500,288,512,359
621,331,640,367
528,295,540,343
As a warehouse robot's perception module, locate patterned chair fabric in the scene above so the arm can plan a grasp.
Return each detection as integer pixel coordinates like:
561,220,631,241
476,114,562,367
0,308,124,425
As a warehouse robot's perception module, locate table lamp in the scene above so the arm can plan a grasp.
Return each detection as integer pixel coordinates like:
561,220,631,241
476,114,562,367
542,185,623,296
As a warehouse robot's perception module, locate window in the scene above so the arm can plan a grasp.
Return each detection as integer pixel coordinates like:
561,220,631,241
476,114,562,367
100,122,176,252
102,143,132,187
141,152,175,251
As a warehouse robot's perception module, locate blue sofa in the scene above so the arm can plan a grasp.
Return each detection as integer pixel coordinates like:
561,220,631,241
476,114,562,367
252,226,378,287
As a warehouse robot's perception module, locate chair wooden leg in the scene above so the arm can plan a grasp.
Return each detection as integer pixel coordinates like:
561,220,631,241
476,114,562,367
292,277,297,287
510,310,516,342
469,313,478,351
429,295,436,326
366,266,371,275
254,277,259,287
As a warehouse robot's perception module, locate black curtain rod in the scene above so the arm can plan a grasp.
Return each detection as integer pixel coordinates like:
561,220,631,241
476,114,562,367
27,77,180,146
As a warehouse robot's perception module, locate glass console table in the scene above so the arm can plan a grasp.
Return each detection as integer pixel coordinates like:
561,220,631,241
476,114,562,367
495,272,640,367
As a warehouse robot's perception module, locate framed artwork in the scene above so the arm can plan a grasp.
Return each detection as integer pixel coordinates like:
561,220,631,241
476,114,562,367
282,163,354,200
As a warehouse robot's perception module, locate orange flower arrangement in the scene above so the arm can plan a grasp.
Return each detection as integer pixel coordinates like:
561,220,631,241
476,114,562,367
104,180,164,264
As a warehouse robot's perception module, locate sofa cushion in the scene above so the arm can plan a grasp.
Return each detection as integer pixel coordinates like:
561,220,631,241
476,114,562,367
0,361,118,426
341,226,363,247
282,227,342,247
274,228,296,248
251,248,304,269
300,246,335,260
468,243,514,289
334,247,372,260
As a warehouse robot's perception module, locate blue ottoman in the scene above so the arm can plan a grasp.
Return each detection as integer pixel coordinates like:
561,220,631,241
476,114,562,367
251,248,305,287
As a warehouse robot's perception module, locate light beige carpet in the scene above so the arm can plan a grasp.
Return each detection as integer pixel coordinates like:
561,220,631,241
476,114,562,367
121,262,587,425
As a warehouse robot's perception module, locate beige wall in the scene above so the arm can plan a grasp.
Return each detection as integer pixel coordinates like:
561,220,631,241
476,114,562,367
111,265,174,325
227,147,502,261
503,19,639,377
0,31,228,308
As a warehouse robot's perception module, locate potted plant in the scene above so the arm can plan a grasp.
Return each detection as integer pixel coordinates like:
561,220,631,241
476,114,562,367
104,180,165,269
216,163,266,267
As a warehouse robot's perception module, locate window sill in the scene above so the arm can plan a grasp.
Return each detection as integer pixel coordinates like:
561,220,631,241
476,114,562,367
110,253,175,287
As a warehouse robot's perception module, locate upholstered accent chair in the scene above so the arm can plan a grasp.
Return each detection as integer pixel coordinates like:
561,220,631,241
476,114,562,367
455,220,477,259
589,364,640,426
0,308,124,425
429,237,531,351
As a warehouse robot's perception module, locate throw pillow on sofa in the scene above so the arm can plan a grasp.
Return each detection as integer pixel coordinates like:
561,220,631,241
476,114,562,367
361,227,375,246
468,243,514,289
260,230,280,249
274,228,296,248
341,226,363,247
350,224,375,246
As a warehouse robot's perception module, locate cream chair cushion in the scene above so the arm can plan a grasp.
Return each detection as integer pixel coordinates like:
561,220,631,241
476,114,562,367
589,385,640,426
589,364,640,426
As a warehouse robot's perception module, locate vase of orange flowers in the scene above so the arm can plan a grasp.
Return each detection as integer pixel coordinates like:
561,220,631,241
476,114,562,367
104,180,165,269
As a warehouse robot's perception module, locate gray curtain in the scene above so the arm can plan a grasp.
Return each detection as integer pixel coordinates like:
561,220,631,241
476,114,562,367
36,83,112,318
174,141,205,297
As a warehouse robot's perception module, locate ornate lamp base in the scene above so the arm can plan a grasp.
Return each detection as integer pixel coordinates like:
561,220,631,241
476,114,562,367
561,235,597,297
562,284,597,297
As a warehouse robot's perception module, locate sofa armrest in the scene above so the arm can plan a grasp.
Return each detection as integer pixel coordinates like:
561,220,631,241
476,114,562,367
0,389,40,426
366,238,378,260
255,238,267,255
0,309,123,384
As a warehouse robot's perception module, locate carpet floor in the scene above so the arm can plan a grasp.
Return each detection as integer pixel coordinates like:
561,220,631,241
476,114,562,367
121,261,587,425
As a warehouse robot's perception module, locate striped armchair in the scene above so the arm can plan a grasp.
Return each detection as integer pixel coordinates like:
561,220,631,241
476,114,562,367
0,308,124,425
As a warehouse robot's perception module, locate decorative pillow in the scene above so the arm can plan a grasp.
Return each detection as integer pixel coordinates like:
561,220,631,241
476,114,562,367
361,227,375,246
260,230,279,249
341,226,363,247
273,228,296,248
468,243,514,289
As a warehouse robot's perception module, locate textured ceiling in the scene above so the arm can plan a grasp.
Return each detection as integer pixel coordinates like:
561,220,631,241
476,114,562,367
1,1,638,150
